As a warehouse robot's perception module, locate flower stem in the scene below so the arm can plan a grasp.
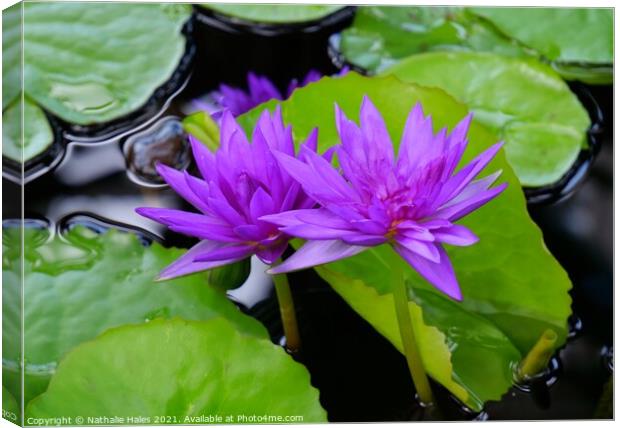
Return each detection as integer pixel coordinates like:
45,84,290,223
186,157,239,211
391,265,434,406
518,329,558,380
272,269,301,353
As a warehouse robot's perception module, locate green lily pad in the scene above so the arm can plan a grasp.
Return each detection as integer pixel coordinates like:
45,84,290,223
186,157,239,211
201,4,344,23
470,7,613,83
550,62,613,86
2,225,266,405
321,267,520,410
239,73,572,410
26,318,326,424
340,6,612,84
2,386,19,424
339,6,526,73
385,52,591,186
2,223,28,421
2,97,55,163
3,4,21,108
2,3,191,164
21,2,190,125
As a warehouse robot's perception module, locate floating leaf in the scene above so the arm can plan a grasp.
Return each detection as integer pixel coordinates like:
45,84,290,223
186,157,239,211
2,224,28,413
2,386,19,424
384,52,591,186
27,318,326,423
1,6,55,165
20,2,190,125
2,225,266,405
2,4,21,107
320,267,520,410
201,3,344,23
339,6,612,84
2,3,191,164
550,62,613,86
239,74,572,409
338,6,526,73
470,7,613,83
2,97,54,163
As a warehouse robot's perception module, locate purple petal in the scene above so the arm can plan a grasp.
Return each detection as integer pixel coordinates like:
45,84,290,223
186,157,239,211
447,113,473,150
260,210,309,227
322,146,337,163
265,209,359,240
256,242,288,265
393,243,462,301
279,181,303,212
183,171,211,205
189,135,216,181
335,104,368,168
301,69,323,87
155,163,210,214
220,111,250,153
271,150,344,205
359,96,394,166
286,69,322,98
419,219,452,229
396,221,436,242
295,208,353,229
249,187,275,220
433,224,479,246
341,234,388,246
437,142,504,205
207,189,248,226
233,224,264,241
261,208,352,230
219,84,253,116
300,145,359,202
449,170,503,204
268,240,368,274
397,102,434,173
281,224,359,240
301,128,319,154
395,236,441,263
193,242,256,262
322,203,366,222
350,219,387,235
247,72,283,107
336,66,350,77
257,106,294,155
191,98,218,115
435,182,508,221
441,113,473,179
135,207,238,242
367,197,391,225
158,241,249,281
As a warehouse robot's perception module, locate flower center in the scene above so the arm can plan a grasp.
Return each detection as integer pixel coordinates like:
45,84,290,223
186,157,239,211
385,219,403,241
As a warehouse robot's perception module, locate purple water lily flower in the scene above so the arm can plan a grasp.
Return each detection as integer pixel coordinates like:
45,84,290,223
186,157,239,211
218,72,283,116
193,68,350,118
261,97,507,300
285,69,323,98
136,107,325,280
